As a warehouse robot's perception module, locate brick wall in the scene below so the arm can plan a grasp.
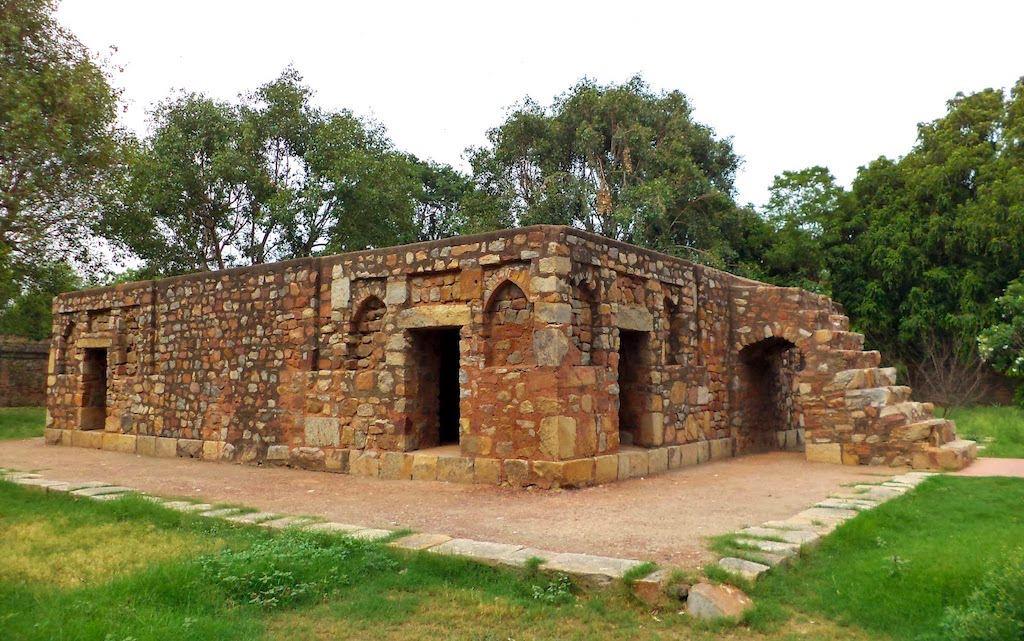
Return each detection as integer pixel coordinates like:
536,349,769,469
0,337,49,406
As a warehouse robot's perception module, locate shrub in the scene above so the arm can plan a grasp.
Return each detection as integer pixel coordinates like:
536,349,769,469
939,549,1024,641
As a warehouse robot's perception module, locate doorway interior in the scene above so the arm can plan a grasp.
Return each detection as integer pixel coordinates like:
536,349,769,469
81,347,107,430
410,328,461,448
617,329,650,446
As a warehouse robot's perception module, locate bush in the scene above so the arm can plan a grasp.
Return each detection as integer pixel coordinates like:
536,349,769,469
939,549,1024,641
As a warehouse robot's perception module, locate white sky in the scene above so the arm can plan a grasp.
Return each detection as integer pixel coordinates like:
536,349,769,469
59,0,1024,207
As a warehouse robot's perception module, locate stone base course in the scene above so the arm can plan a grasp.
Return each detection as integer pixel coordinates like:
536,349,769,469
43,428,736,488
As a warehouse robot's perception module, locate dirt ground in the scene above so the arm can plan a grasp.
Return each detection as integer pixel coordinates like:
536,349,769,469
0,438,896,567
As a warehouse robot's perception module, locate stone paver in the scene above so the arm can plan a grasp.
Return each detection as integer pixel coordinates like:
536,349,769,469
431,538,525,564
718,557,771,580
224,511,280,524
542,552,645,586
259,516,315,529
388,532,452,550
199,507,244,518
69,485,133,497
738,526,819,545
303,521,365,534
164,501,213,513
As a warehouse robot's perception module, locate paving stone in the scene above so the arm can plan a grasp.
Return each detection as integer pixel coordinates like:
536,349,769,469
347,528,392,541
47,481,110,493
687,582,753,620
388,532,452,550
541,552,645,586
259,516,315,529
431,538,525,565
740,526,819,545
792,506,858,523
163,501,213,513
303,521,365,534
761,518,838,535
69,485,133,497
815,497,878,511
9,477,66,489
497,546,556,567
224,511,280,524
737,539,800,556
718,557,772,581
89,492,133,501
199,508,245,518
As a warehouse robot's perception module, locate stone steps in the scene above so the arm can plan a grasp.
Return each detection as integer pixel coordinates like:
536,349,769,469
879,401,934,424
830,366,898,391
827,349,882,369
891,418,957,446
825,330,866,351
844,385,912,410
911,439,977,471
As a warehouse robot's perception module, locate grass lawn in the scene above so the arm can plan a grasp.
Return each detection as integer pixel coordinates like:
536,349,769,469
751,475,1024,640
945,405,1024,458
0,406,45,440
2,475,1022,640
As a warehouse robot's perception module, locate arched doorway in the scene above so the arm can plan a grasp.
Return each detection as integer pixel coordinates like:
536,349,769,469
735,337,803,453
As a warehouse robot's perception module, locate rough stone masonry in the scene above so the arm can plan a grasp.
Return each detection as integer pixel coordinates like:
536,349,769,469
43,226,976,487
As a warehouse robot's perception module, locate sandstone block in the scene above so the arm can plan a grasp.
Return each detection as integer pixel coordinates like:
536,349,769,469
594,454,618,484
533,328,569,366
687,582,753,620
617,450,648,480
473,457,502,484
266,444,290,461
136,435,157,457
397,304,470,328
531,460,564,488
101,432,136,454
615,305,653,332
70,429,103,449
437,456,474,483
538,256,571,275
561,458,594,487
324,448,350,473
380,451,413,480
647,447,669,474
806,442,842,464
411,453,438,481
349,451,380,477
503,459,530,487
304,416,340,447
202,440,225,461
154,437,178,458
535,302,572,324
709,437,734,461
539,415,577,459
176,438,203,458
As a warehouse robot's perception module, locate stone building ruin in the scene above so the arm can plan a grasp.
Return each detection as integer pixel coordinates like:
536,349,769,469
44,226,976,487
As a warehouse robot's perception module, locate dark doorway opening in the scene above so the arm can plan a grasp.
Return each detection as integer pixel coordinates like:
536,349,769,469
617,329,650,446
410,328,461,448
736,337,801,452
81,348,107,430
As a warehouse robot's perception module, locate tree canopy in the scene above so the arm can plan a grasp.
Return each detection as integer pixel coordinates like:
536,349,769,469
0,0,124,337
467,77,768,271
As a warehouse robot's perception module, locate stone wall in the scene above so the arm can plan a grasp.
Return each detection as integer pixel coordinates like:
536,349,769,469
44,225,975,486
0,337,49,406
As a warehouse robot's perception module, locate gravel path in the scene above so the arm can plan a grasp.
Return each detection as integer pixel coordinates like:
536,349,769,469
0,438,894,568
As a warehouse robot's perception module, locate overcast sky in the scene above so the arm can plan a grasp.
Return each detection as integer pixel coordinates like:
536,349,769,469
59,0,1024,207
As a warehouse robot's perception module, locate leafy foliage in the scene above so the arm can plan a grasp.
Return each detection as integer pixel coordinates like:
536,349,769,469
468,76,768,272
102,69,473,276
764,80,1024,395
978,278,1024,395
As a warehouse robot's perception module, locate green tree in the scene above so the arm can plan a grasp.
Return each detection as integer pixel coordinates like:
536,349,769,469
760,166,844,291
0,0,123,336
104,69,445,274
467,76,765,270
0,259,79,339
767,79,1024,400
979,277,1024,405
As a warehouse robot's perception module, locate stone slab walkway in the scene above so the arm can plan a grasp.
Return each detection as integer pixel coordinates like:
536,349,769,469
0,468,645,588
0,439,895,568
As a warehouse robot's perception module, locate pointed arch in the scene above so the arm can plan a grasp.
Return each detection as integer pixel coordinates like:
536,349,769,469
572,278,600,366
346,295,386,370
483,280,533,367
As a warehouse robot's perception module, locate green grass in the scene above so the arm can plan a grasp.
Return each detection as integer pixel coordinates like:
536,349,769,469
946,405,1024,457
752,475,1024,641
0,406,45,440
